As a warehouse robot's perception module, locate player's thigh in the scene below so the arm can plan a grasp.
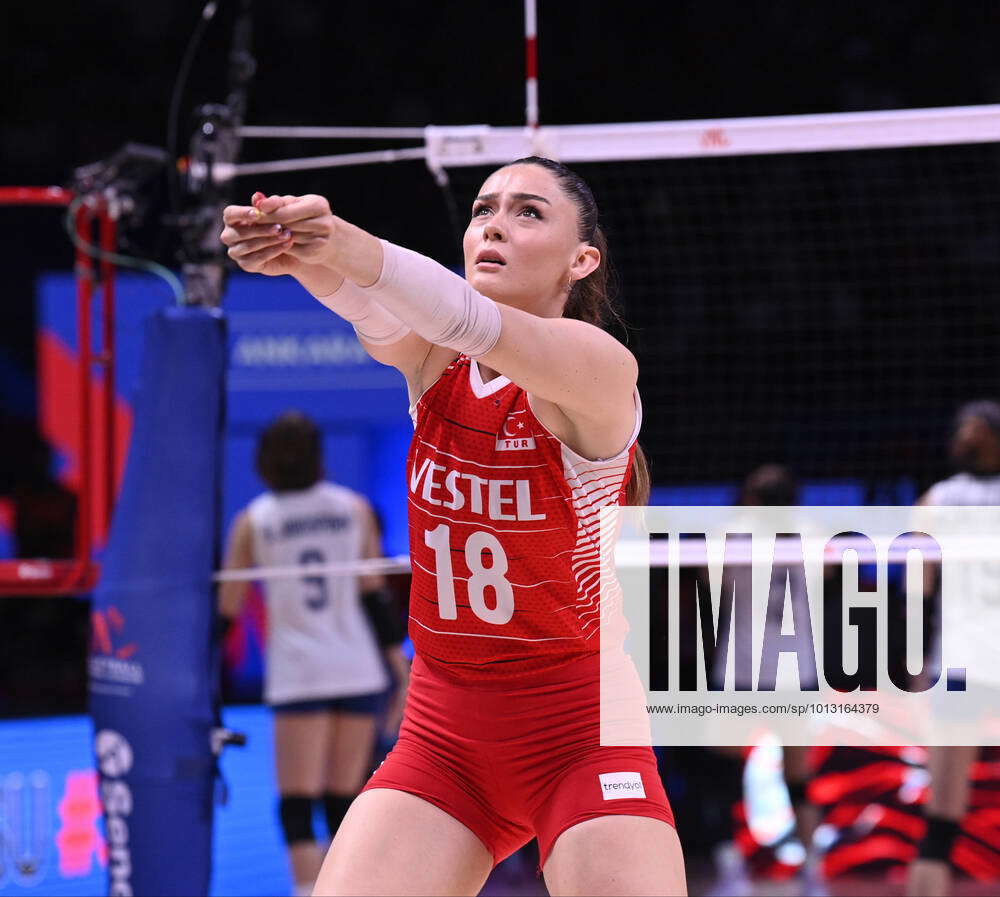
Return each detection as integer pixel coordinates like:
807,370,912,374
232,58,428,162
326,711,378,793
273,708,331,795
543,815,686,897
313,788,493,897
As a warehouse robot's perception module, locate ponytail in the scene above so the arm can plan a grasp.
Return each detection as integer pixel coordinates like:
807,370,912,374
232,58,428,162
625,444,651,507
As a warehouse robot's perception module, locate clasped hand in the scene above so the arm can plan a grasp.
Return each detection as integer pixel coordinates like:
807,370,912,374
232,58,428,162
219,191,337,275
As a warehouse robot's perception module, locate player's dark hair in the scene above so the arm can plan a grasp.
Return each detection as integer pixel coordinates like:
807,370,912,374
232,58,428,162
741,464,799,506
256,411,323,492
954,399,1000,441
507,156,650,505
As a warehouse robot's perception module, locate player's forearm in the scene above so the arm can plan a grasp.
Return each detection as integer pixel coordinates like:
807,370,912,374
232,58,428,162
384,645,411,685
323,216,386,287
291,261,345,298
295,249,411,346
359,571,386,593
324,230,500,358
218,581,249,619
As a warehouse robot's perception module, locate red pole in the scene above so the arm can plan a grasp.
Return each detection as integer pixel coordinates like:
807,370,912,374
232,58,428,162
99,205,117,539
75,202,94,568
0,187,108,595
0,186,73,207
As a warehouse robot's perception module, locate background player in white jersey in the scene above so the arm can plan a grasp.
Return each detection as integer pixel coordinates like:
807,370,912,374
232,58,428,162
907,400,1000,897
219,411,410,897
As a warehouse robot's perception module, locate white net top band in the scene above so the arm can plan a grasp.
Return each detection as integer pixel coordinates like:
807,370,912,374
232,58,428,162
424,104,1000,169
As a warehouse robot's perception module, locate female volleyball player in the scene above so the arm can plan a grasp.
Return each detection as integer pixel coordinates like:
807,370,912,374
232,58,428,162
221,158,686,896
219,411,410,897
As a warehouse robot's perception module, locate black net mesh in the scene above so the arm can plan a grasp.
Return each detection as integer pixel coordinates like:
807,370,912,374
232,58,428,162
442,143,1000,501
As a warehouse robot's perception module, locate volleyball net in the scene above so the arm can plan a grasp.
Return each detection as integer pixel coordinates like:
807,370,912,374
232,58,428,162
235,103,1000,503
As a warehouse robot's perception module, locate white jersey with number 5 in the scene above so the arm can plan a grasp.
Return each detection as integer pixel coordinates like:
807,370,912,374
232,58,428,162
247,482,389,705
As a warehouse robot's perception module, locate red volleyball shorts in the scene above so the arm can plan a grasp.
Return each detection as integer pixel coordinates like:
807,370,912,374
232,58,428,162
362,652,675,868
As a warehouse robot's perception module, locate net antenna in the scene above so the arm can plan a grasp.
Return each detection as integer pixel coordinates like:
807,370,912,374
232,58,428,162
523,0,553,159
524,0,539,132
0,188,118,596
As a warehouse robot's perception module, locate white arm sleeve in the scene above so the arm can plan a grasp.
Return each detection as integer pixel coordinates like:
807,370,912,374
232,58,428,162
359,240,502,358
309,278,411,346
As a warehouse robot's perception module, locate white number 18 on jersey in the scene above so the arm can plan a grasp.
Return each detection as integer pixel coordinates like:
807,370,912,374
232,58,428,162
424,524,515,624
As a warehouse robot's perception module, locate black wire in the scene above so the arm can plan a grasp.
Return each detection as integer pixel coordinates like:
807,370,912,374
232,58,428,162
166,1,220,215
434,170,466,269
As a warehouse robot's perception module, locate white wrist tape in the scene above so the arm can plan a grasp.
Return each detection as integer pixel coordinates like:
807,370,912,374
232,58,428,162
361,240,502,358
310,279,411,346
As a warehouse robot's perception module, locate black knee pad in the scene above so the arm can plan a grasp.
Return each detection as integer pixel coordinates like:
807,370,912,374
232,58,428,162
279,795,316,845
918,814,961,862
323,792,354,838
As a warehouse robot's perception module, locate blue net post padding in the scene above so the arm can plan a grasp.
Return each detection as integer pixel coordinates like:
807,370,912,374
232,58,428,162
89,307,226,897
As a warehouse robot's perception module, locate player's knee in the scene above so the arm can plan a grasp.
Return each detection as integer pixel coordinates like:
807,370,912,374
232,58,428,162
323,791,355,838
279,794,316,845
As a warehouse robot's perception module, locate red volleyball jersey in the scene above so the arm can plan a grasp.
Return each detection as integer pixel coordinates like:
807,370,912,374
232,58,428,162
405,355,641,680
